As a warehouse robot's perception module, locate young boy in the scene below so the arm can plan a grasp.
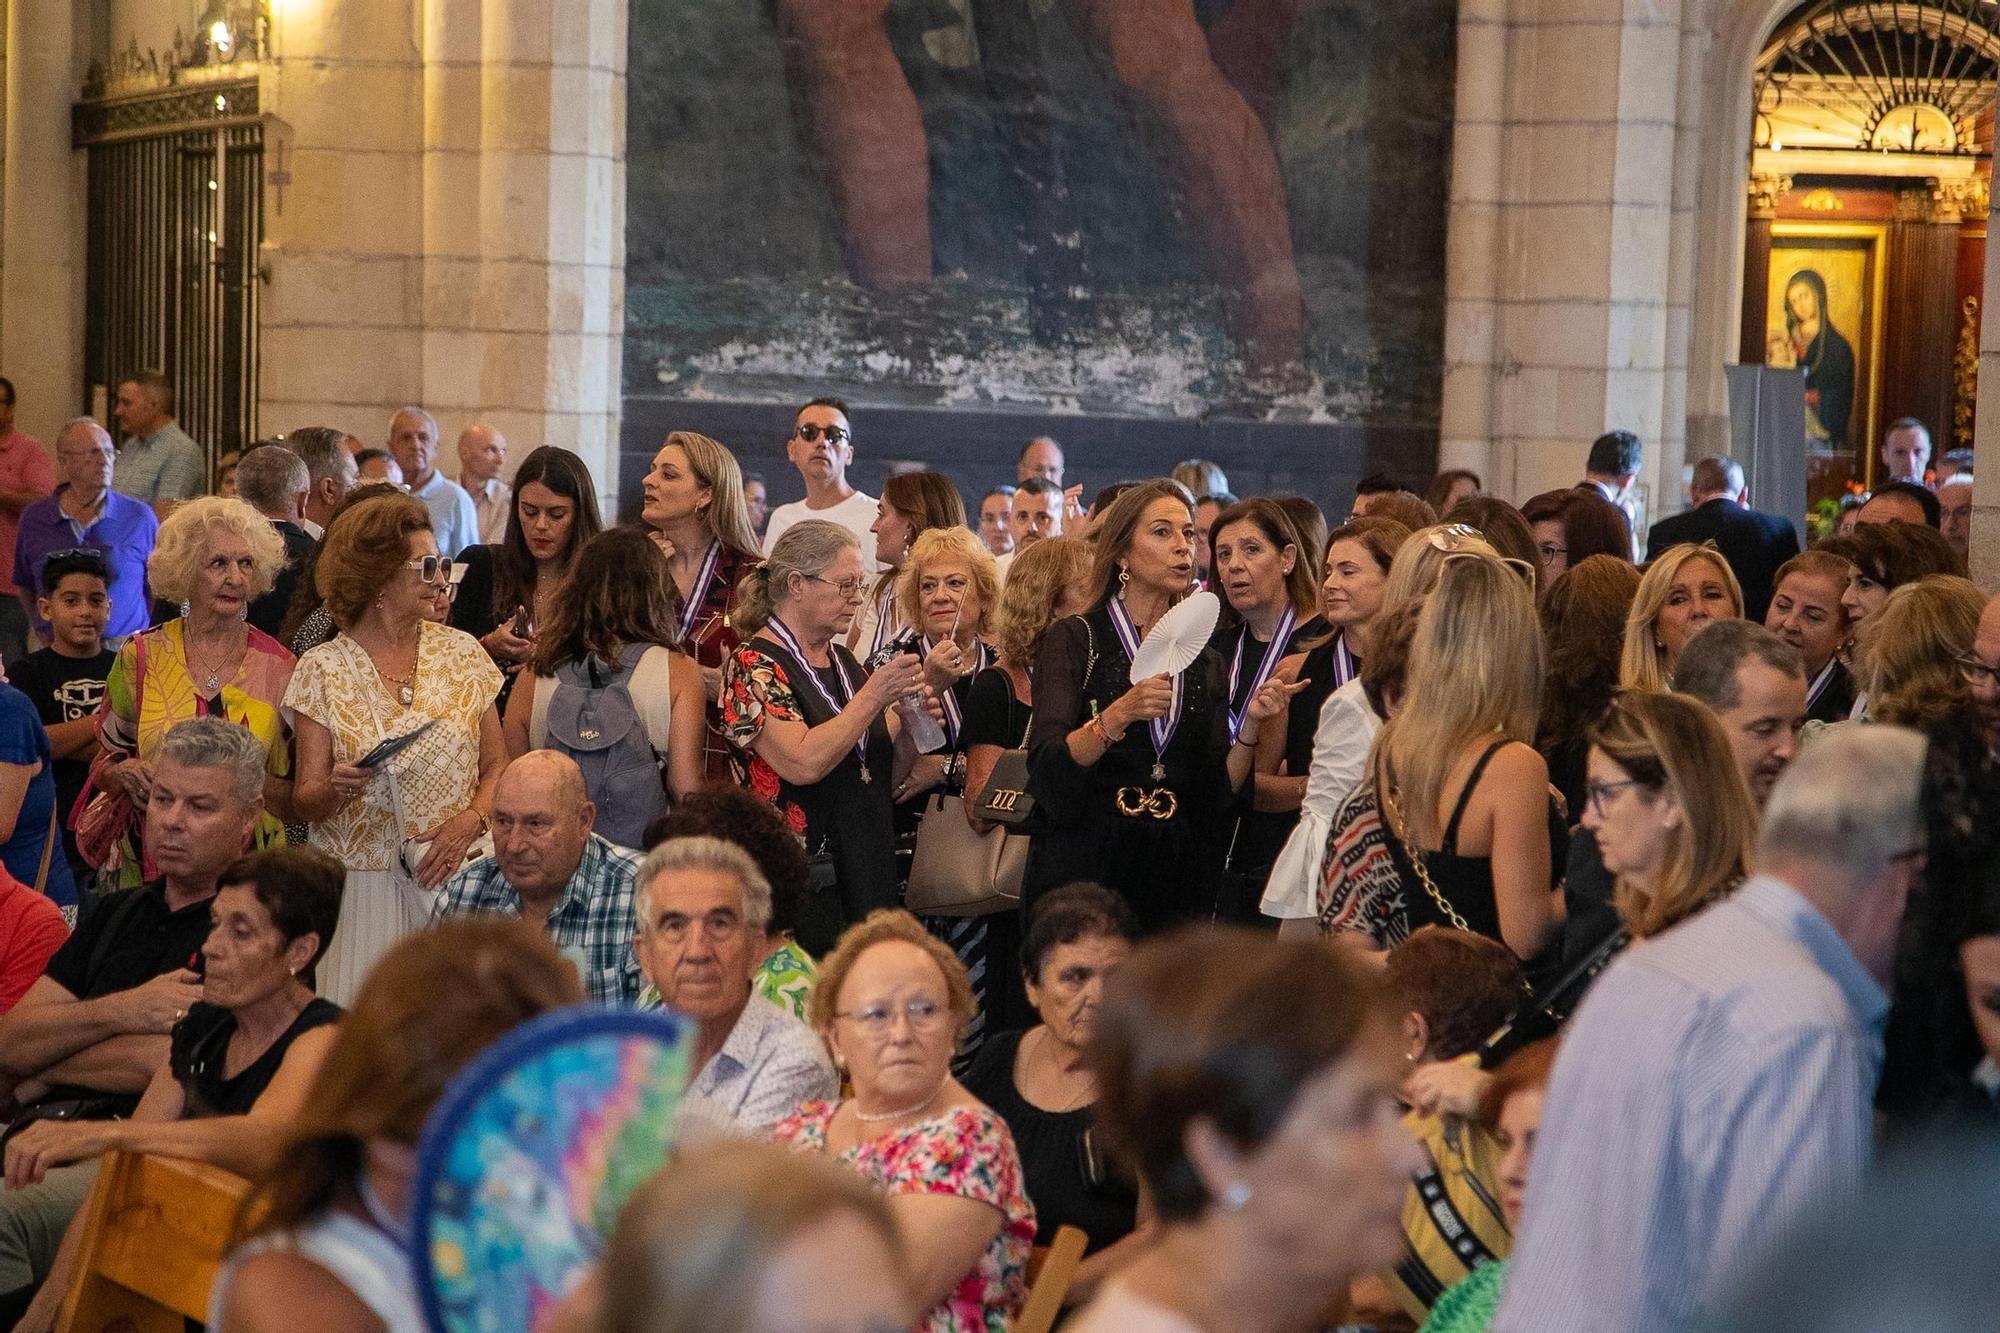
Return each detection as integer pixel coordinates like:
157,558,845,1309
8,549,115,893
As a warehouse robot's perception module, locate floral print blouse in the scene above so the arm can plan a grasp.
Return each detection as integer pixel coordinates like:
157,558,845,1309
773,1102,1035,1333
719,642,810,837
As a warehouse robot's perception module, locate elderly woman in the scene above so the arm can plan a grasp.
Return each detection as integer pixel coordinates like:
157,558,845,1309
962,884,1146,1297
95,496,295,886
1619,543,1744,693
284,493,505,1005
1025,481,1288,933
892,525,1001,806
451,445,603,688
212,921,582,1331
5,846,345,1333
1066,926,1420,1332
502,527,704,848
722,520,928,954
599,1140,916,1333
278,482,407,655
775,909,1036,1333
640,431,764,777
852,471,967,660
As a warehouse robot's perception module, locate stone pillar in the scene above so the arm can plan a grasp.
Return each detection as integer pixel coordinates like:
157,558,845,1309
1,0,86,444
1440,0,1693,513
1970,183,2000,590
260,0,624,507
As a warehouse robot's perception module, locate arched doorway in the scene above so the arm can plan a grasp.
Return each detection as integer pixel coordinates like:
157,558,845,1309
1742,0,1994,532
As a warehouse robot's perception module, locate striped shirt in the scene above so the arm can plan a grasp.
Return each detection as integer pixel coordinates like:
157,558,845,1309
1493,874,1889,1333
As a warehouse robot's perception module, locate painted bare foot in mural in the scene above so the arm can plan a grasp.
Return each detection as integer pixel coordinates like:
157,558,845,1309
772,0,933,286
1066,0,1305,381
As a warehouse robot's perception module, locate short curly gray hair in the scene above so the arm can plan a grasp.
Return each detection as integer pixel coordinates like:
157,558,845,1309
147,496,290,605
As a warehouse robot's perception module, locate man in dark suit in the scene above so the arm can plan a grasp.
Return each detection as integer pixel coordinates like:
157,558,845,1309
1644,455,1799,622
233,443,317,638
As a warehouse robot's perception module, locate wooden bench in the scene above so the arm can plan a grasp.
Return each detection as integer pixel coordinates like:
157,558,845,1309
1016,1224,1089,1333
56,1150,250,1333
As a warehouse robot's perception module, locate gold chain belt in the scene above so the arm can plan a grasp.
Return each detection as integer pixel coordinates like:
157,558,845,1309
1115,786,1179,820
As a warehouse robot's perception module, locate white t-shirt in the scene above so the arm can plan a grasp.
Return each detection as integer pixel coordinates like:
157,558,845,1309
762,489,881,575
211,1211,425,1333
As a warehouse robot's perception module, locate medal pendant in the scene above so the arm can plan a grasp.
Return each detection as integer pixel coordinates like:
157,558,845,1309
859,767,872,784
399,686,414,707
1151,761,1166,782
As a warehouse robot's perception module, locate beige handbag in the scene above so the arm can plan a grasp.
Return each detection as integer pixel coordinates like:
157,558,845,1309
905,789,1029,917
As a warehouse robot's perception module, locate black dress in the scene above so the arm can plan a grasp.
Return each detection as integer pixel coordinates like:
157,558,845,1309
1024,605,1231,932
735,633,897,956
961,1030,1138,1252
961,664,1035,1028
1217,622,1339,921
170,997,343,1116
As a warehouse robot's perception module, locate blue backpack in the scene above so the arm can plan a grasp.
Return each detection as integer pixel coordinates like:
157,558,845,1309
538,643,666,850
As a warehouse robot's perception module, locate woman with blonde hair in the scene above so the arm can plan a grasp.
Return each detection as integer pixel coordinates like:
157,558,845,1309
851,471,967,660
1620,543,1743,693
1582,691,1754,944
640,431,764,777
599,1140,914,1333
95,496,295,886
1261,523,1518,930
1373,553,1563,967
1857,574,1986,729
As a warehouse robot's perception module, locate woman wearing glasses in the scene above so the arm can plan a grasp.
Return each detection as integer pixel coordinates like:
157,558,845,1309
95,498,297,889
722,520,929,954
640,431,764,779
775,908,1035,1333
1520,488,1634,584
286,494,505,1004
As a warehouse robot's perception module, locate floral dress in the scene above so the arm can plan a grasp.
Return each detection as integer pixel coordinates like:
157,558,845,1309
773,1102,1034,1333
99,619,295,888
719,644,812,838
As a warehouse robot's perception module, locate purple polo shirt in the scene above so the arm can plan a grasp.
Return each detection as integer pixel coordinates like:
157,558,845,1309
0,431,54,596
13,486,158,639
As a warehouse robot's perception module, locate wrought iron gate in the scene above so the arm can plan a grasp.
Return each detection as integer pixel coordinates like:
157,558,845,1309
74,81,263,472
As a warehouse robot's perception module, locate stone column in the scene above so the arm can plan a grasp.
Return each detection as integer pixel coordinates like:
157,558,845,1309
1,0,86,444
1970,183,2000,589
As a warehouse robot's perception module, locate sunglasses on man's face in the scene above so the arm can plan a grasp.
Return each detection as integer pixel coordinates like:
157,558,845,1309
793,422,849,447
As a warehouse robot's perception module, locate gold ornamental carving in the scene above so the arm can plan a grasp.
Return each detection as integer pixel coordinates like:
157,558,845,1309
1799,187,1845,213
1953,296,1980,453
1930,176,1991,226
1747,173,1793,219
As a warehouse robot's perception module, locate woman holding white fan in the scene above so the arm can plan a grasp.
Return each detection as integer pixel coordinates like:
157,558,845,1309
1025,480,1300,933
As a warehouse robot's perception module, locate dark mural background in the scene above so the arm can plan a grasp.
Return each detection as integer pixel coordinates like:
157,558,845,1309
622,0,1456,510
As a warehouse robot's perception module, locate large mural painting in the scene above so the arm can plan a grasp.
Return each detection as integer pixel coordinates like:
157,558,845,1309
625,0,1455,430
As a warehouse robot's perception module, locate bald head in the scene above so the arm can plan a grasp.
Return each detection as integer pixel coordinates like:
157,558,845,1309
490,751,595,902
55,419,116,493
457,422,508,487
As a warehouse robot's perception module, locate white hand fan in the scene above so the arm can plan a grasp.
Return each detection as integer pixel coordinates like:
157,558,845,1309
1129,590,1220,683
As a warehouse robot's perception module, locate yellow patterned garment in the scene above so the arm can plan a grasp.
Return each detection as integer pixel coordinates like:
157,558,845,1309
282,622,502,871
100,618,295,886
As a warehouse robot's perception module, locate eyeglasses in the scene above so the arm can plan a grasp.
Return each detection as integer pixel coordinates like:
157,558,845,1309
806,574,866,600
836,997,951,1037
793,423,849,446
404,555,456,584
1584,777,1648,817
1957,654,2000,688
1537,542,1568,563
1427,523,1482,551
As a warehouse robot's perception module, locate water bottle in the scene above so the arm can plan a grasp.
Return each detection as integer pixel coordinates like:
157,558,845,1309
871,645,946,754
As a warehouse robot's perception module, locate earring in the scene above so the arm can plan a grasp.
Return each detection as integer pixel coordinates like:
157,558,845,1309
238,604,249,622
179,599,192,619
1220,1180,1252,1212
1118,566,1130,590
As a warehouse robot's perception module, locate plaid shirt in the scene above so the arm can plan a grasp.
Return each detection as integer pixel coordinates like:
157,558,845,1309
431,833,645,1004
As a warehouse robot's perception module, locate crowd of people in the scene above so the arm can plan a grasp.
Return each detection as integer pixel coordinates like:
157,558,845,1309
0,377,1994,1332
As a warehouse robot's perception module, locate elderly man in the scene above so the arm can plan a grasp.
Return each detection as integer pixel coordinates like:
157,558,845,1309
634,835,835,1140
284,425,358,539
1017,436,1064,486
1765,550,1856,724
1938,473,1972,567
0,378,54,667
233,445,315,638
1962,595,2000,754
109,371,204,516
1497,726,1928,1333
388,407,477,557
13,420,156,644
431,751,645,1004
457,422,511,546
1880,417,1932,485
0,718,262,1316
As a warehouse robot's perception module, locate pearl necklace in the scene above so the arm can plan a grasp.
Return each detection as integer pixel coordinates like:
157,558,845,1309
853,1074,951,1124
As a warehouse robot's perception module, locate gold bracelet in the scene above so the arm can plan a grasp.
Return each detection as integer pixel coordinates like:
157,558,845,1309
1090,716,1120,747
